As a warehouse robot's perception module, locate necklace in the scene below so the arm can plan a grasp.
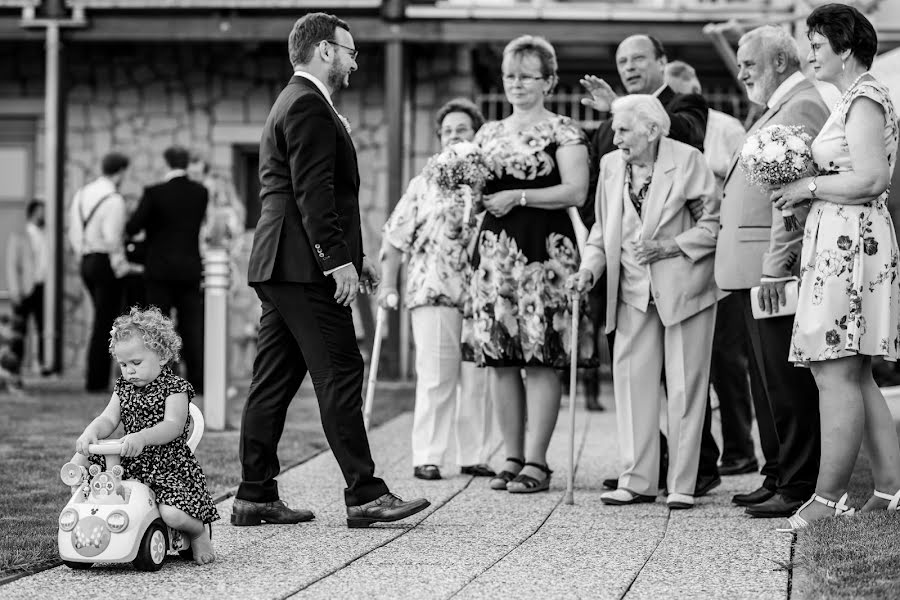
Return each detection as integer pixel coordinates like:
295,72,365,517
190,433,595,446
835,71,871,109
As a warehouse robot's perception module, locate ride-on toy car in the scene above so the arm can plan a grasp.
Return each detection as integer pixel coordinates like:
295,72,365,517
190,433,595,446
58,403,210,571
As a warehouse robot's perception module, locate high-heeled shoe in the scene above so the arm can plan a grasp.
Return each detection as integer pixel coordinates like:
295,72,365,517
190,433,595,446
872,488,900,511
489,457,524,491
776,492,855,533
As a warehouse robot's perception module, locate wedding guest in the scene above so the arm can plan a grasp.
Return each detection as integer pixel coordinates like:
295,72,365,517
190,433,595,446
715,25,828,518
471,35,591,493
379,98,495,481
582,36,720,497
771,3,900,528
665,60,759,477
67,152,131,392
569,95,722,509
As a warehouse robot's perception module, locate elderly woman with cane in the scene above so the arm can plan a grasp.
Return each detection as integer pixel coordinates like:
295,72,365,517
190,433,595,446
568,95,722,509
378,98,496,481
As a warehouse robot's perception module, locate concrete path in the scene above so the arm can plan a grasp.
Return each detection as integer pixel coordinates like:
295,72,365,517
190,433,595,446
2,391,793,600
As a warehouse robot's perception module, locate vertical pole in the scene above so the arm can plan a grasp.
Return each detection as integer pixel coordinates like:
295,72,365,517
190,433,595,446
384,32,406,379
42,21,62,373
203,248,230,431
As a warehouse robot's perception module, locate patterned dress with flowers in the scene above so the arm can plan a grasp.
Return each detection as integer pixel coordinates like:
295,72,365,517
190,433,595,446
382,175,480,310
466,116,596,368
790,79,900,363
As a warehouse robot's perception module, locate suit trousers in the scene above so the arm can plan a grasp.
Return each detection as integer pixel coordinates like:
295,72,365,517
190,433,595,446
80,254,123,391
145,279,204,394
237,282,389,506
710,293,756,462
614,301,716,496
410,306,493,467
738,291,820,499
11,283,44,374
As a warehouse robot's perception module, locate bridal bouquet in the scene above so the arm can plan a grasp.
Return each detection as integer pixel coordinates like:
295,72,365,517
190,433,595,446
738,124,814,232
422,141,492,223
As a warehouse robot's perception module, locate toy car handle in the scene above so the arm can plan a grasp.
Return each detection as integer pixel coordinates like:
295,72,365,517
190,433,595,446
82,403,204,455
87,439,124,455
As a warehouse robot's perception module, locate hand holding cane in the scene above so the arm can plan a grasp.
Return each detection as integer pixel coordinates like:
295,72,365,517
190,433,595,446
565,289,580,505
363,292,398,431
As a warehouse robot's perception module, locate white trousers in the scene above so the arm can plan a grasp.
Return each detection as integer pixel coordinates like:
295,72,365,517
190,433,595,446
410,306,494,467
613,301,716,496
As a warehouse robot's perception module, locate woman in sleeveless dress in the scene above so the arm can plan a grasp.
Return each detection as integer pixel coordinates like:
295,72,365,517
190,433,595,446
771,4,900,529
468,35,593,493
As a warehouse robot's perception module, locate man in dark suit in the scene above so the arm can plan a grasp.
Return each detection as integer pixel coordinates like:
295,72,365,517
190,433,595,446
127,145,208,392
232,13,429,528
582,35,720,497
716,26,828,518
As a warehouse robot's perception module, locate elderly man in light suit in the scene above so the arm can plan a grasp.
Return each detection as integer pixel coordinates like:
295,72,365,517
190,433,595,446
570,95,722,509
716,25,829,518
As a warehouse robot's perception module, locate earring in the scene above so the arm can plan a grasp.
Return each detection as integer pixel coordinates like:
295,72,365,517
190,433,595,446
842,60,846,72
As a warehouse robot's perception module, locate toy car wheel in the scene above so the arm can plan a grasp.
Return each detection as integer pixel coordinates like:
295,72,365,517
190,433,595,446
62,561,93,570
133,520,168,571
179,523,212,560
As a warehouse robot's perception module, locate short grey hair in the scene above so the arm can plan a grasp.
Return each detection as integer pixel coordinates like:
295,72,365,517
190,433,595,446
738,25,802,70
611,94,671,137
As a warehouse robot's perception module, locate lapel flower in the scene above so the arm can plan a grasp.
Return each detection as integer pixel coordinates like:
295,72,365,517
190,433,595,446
336,112,352,134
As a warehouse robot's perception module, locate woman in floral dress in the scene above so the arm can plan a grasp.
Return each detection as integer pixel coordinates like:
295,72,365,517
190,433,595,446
470,35,592,493
772,3,900,529
380,98,496,481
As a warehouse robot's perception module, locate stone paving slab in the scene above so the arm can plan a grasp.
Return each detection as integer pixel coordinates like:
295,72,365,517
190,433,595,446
1,390,793,600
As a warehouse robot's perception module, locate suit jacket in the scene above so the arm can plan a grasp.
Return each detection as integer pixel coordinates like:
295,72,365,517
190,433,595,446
581,137,724,331
127,176,209,282
582,85,708,227
248,76,362,284
714,77,829,291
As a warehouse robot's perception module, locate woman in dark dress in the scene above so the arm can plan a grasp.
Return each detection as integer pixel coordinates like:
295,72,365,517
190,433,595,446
469,35,591,493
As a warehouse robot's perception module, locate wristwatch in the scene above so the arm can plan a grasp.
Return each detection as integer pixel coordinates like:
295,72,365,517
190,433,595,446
519,190,527,207
807,177,818,199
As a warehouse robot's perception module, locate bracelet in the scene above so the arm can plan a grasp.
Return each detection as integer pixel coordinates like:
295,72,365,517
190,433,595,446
759,276,799,284
519,190,527,207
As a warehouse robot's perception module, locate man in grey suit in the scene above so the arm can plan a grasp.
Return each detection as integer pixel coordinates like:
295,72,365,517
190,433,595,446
716,26,829,518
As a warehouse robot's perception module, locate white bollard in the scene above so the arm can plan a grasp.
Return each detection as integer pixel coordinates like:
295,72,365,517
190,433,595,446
203,248,230,431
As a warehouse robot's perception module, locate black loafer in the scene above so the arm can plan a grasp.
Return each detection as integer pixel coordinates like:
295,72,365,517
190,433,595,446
694,474,722,497
414,465,442,480
719,457,760,476
744,494,804,518
346,493,430,528
461,464,497,477
230,499,315,526
732,486,776,507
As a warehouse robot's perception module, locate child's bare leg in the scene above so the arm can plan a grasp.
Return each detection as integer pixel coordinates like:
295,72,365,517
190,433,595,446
158,504,215,565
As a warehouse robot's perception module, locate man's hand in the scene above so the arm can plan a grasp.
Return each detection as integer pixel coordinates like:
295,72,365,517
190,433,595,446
631,240,681,265
119,432,147,458
579,75,619,113
757,278,787,315
359,257,380,296
332,264,360,306
566,269,595,293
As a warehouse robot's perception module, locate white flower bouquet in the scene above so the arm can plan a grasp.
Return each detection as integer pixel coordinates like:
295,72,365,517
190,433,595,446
422,141,492,223
738,124,814,232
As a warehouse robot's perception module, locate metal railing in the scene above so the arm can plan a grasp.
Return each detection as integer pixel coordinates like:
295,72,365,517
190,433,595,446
442,0,793,7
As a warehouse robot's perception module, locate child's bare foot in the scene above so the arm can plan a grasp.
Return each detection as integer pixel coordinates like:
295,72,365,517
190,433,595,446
190,530,216,565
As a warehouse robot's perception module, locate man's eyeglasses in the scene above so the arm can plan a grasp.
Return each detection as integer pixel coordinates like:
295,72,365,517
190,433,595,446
502,74,545,85
324,40,358,61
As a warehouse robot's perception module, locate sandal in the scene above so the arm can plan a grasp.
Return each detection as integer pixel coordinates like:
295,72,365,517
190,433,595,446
873,488,900,511
489,457,524,491
776,492,855,533
506,462,552,494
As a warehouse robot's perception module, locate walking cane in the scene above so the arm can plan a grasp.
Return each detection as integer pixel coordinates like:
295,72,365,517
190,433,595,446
564,290,580,505
363,293,398,431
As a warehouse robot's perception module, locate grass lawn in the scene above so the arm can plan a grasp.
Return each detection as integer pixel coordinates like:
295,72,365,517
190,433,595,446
0,377,414,580
793,452,900,600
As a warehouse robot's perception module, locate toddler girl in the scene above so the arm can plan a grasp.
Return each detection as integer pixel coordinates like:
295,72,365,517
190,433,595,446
74,306,219,565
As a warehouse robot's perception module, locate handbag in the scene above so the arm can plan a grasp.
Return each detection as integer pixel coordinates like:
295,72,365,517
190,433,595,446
750,278,799,320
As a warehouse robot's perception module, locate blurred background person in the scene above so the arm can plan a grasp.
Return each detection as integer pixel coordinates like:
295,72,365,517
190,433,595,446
570,95,722,509
67,152,130,392
379,98,495,481
665,59,759,478
121,193,147,310
471,35,591,494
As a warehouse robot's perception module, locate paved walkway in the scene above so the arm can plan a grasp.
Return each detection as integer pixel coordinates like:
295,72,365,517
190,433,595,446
3,389,793,600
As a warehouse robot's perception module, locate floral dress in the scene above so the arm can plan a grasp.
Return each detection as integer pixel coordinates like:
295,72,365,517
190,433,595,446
91,368,219,523
790,79,900,363
467,115,596,368
382,175,480,310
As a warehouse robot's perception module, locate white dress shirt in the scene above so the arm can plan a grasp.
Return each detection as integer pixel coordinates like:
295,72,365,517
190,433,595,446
67,176,127,273
25,222,47,284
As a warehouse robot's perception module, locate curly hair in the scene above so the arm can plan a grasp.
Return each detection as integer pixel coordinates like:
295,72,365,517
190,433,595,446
434,98,485,137
108,306,182,365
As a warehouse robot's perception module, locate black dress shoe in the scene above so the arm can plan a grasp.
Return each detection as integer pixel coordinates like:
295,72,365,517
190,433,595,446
346,493,430,528
231,498,315,526
414,465,442,480
461,464,496,477
732,486,775,507
694,474,722,497
744,494,803,518
719,457,760,476
602,477,618,490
